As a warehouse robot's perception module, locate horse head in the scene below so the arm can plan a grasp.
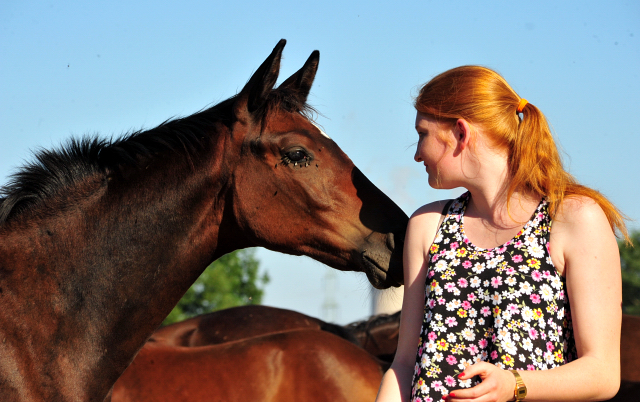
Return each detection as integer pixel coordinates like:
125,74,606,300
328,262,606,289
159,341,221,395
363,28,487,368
218,40,406,288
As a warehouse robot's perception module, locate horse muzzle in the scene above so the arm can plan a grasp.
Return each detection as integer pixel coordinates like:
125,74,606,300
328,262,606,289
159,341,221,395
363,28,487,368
360,231,404,289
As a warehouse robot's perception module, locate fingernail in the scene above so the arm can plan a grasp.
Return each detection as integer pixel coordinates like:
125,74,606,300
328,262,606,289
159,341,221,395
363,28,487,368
458,372,465,378
450,393,456,398
443,396,448,400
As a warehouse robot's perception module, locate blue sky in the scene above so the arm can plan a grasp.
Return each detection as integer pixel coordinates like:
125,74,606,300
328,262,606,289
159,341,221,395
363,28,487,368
1,1,638,324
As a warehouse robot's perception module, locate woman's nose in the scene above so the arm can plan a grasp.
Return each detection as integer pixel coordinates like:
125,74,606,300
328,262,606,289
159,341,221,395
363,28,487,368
414,148,422,162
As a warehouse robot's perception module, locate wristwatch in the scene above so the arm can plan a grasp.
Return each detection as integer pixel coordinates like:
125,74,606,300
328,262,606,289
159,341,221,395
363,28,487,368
510,370,527,401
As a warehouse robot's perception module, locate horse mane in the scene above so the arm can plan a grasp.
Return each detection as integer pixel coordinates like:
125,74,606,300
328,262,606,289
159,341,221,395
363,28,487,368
0,90,314,225
345,311,401,333
0,103,222,224
318,321,361,346
0,137,108,224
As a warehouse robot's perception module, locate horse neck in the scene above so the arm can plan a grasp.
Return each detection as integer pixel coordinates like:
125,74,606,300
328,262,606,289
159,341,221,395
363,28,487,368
0,130,248,400
83,142,246,390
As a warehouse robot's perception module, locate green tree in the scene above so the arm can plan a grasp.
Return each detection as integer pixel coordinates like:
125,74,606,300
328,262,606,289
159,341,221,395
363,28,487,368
163,248,269,325
620,230,640,315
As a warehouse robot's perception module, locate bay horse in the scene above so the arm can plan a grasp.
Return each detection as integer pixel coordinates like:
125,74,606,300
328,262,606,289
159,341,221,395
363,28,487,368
0,40,407,402
113,306,394,401
111,329,383,402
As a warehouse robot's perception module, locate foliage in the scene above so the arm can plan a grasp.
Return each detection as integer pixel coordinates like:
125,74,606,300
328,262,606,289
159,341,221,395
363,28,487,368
620,230,640,316
163,248,269,325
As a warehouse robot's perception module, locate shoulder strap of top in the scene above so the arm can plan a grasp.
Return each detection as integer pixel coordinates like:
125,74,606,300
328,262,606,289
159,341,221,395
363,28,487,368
436,199,454,231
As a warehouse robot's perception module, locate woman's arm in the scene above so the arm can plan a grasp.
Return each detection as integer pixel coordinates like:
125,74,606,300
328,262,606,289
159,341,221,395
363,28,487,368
376,200,450,402
448,196,622,401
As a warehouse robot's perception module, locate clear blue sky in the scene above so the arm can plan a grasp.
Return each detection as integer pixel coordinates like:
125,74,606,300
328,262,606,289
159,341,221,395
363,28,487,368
1,1,638,324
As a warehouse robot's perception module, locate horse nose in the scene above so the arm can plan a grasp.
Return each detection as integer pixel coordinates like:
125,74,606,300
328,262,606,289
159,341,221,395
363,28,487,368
386,231,395,250
387,231,406,252
385,231,405,286
364,231,397,252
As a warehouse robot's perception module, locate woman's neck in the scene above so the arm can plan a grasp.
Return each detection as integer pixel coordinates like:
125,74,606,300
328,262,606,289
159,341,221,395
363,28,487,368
465,187,540,230
458,136,538,229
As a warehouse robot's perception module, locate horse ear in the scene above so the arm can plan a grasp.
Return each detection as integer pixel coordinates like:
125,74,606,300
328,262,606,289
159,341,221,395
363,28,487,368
238,39,286,114
278,50,319,104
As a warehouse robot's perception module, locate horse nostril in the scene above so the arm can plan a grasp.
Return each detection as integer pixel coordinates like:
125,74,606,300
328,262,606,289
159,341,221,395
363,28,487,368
386,232,395,250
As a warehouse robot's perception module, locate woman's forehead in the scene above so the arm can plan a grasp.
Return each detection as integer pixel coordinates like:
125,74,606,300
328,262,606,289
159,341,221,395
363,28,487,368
415,113,451,130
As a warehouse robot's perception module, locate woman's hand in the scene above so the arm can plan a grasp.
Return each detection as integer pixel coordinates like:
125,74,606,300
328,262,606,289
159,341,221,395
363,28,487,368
445,362,515,402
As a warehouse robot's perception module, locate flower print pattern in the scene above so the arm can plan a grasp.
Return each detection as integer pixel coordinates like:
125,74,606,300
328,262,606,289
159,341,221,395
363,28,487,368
411,192,576,402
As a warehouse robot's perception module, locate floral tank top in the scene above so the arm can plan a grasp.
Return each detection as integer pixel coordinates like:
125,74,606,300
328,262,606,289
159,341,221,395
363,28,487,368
411,192,576,402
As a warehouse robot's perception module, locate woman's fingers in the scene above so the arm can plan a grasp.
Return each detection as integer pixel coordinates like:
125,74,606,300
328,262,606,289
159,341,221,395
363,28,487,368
445,363,516,402
458,361,494,380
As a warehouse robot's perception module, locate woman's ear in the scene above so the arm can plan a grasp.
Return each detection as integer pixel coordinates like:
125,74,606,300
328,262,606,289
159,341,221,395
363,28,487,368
455,119,472,150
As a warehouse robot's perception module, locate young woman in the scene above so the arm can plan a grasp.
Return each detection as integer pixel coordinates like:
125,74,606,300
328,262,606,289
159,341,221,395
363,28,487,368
376,66,626,402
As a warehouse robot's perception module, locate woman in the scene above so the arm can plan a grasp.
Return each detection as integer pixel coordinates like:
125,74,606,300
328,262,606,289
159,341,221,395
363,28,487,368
376,66,626,402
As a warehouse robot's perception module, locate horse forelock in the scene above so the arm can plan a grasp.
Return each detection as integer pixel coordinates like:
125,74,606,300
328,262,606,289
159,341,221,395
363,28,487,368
258,88,318,129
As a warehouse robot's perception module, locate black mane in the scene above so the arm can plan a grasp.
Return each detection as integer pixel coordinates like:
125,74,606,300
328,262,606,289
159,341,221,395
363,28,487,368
0,99,231,224
345,310,401,333
0,90,313,224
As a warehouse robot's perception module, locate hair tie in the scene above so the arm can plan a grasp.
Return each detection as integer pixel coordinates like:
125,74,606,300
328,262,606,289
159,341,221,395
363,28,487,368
517,98,528,113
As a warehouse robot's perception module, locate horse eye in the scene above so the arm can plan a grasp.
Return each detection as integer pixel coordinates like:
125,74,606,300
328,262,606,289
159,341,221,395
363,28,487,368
281,149,311,167
287,150,306,162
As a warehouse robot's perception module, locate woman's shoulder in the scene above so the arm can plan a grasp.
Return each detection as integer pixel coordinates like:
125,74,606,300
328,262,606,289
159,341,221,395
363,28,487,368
405,200,454,267
554,195,607,227
551,195,615,253
410,199,454,220
407,199,455,240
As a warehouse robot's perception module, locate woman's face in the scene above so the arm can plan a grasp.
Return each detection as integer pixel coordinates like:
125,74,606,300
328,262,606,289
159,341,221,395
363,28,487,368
414,113,457,189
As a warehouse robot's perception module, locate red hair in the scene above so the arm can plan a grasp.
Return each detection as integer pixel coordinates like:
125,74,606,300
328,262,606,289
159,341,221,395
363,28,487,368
415,66,628,241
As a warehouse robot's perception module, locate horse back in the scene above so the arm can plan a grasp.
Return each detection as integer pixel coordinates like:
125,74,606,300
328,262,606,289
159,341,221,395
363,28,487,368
150,305,327,346
112,329,383,402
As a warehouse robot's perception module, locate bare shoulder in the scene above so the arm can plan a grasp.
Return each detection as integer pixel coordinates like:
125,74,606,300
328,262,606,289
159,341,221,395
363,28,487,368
553,195,610,231
550,195,617,271
410,199,453,220
406,199,453,247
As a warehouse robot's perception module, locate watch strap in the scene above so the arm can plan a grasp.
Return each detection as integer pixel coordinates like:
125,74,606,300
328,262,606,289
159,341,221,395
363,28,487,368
509,370,527,401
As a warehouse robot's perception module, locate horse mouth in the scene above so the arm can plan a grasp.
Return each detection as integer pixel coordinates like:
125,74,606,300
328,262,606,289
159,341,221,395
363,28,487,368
362,254,387,289
362,252,402,290
359,230,404,289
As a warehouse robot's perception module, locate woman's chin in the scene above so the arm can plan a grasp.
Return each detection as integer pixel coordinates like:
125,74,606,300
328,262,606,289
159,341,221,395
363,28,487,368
427,176,456,190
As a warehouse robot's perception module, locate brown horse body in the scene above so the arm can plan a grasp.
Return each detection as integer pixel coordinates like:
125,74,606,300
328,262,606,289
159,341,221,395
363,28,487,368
0,40,407,401
112,306,392,401
111,306,398,401
112,330,383,402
